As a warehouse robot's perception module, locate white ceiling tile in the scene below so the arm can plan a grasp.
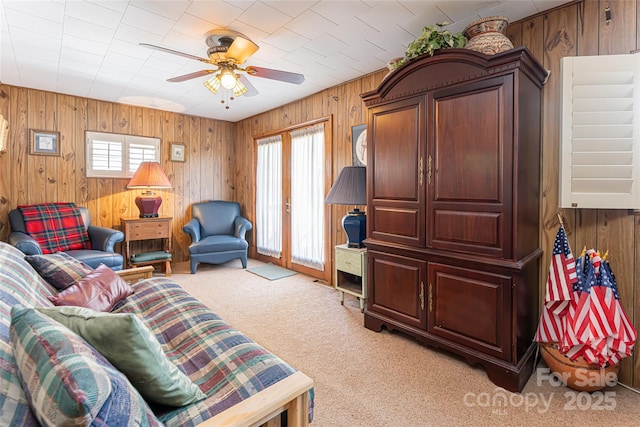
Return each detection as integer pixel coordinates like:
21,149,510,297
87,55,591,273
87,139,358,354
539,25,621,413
249,42,289,64
113,23,164,46
398,6,451,37
236,2,292,33
267,1,314,18
96,64,136,83
2,0,65,23
340,38,385,61
121,5,176,36
87,0,129,14
185,0,245,27
436,0,501,22
366,24,414,52
172,13,218,39
102,51,144,71
58,57,101,75
109,39,149,59
282,47,326,67
56,71,95,95
312,1,371,25
304,33,349,57
12,40,59,63
88,81,126,100
326,16,378,45
0,61,20,83
533,0,570,12
315,51,360,72
479,1,538,23
61,33,109,56
223,20,268,44
285,9,338,39
347,56,386,73
8,26,62,51
262,27,310,53
159,30,207,56
63,16,116,44
357,1,414,30
3,7,63,39
65,1,123,29
131,1,190,20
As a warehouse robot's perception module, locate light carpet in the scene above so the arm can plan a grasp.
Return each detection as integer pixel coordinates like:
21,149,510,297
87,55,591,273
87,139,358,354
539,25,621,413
169,260,640,427
246,263,297,281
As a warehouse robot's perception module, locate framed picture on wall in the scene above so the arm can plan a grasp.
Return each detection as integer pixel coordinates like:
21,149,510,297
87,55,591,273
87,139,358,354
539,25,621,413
29,129,61,156
171,143,185,162
352,124,367,166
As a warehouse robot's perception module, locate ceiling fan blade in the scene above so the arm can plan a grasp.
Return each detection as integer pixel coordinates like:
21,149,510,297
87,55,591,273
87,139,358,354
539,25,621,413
167,70,216,82
139,43,211,64
238,74,258,97
225,36,259,65
246,66,305,84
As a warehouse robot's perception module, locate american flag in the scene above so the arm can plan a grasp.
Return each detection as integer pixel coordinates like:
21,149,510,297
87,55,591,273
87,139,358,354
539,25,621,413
563,256,637,366
535,225,578,343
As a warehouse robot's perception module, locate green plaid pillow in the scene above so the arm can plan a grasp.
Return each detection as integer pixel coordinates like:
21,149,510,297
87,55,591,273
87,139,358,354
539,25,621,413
38,305,206,406
25,252,92,290
9,305,161,426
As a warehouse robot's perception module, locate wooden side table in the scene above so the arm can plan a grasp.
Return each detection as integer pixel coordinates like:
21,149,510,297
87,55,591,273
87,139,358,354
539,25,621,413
121,217,172,276
334,244,367,312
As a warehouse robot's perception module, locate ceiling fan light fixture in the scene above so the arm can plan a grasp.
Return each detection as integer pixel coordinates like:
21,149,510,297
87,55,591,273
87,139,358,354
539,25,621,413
203,75,221,94
233,79,248,97
219,66,238,89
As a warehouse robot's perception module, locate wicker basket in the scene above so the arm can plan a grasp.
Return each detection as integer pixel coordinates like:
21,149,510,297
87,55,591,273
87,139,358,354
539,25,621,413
539,342,619,392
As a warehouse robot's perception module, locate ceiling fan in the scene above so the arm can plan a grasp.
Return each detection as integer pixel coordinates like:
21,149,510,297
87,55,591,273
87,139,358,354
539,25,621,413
140,30,305,103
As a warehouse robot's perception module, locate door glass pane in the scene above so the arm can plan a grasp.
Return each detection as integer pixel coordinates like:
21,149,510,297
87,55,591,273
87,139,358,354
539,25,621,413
290,124,325,269
256,135,283,257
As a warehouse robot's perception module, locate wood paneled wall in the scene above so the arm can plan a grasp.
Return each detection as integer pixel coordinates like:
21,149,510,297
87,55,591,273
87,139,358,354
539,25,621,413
506,0,640,389
0,85,236,262
1,0,639,389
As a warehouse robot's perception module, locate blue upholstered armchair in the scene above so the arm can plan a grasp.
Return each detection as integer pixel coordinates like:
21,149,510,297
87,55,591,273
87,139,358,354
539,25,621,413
8,206,125,270
182,201,252,274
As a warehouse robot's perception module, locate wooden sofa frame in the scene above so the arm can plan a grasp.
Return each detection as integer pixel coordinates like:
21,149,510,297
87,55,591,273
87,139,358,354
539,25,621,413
117,266,314,427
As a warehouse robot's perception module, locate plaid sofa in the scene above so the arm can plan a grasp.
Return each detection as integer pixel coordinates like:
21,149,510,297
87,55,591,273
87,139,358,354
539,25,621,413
0,241,313,426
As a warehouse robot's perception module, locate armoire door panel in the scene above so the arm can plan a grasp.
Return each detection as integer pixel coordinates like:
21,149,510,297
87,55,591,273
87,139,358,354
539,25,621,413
368,250,427,329
370,206,420,240
371,103,421,200
431,210,503,255
428,76,513,258
428,262,511,361
434,86,503,202
367,96,426,246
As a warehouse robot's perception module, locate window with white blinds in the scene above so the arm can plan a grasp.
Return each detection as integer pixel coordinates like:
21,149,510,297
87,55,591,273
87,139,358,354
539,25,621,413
560,53,640,209
86,132,160,178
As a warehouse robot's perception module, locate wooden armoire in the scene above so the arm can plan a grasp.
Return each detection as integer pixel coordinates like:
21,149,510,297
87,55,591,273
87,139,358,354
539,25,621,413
361,47,547,392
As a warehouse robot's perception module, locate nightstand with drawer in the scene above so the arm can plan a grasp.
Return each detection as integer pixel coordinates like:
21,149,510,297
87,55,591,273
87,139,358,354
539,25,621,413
121,217,172,276
334,244,367,312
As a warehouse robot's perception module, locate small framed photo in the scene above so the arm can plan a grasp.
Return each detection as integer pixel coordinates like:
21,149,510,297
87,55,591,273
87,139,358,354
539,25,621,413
30,129,60,156
171,143,185,162
352,124,367,166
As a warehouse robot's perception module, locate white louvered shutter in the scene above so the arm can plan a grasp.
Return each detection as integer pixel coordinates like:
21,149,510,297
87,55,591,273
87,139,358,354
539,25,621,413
559,53,640,209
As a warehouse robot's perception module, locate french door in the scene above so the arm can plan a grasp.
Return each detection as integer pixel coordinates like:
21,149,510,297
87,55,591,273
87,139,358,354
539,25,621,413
255,120,331,281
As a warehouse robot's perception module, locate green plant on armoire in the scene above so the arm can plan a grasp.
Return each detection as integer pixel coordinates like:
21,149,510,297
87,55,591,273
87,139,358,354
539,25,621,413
392,22,466,69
